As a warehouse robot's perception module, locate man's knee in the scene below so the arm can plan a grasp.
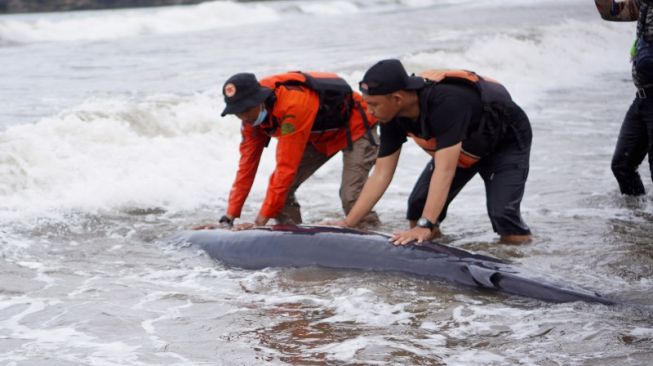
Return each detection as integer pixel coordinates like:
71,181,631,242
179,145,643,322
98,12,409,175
340,182,364,212
275,200,302,225
611,155,629,177
611,154,642,181
611,155,646,195
341,139,377,210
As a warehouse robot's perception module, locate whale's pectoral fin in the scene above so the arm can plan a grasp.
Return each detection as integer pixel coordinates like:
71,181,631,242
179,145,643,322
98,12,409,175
467,263,502,289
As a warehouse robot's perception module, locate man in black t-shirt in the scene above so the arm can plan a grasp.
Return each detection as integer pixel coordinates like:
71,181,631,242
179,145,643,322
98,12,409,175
326,59,532,244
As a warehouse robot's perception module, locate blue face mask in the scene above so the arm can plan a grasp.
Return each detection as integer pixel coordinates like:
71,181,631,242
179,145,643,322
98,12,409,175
251,105,268,126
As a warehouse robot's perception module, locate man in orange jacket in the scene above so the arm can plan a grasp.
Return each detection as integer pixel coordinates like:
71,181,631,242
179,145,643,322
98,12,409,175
201,71,379,229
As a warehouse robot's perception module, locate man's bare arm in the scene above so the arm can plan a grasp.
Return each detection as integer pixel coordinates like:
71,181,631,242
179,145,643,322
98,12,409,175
595,0,639,21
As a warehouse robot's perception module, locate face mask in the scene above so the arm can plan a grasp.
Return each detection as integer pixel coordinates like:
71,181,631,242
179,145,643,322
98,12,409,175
251,105,268,126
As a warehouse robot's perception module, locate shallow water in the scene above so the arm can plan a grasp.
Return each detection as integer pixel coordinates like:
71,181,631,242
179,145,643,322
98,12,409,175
1,0,652,365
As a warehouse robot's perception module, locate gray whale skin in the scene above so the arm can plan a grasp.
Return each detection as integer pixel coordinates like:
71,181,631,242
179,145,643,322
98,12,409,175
177,225,615,304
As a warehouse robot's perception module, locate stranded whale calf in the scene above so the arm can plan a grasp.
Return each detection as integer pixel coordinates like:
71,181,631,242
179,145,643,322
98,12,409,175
176,225,616,305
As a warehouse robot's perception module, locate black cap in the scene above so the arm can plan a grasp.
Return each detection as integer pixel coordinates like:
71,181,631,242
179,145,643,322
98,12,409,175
359,59,425,95
221,73,273,116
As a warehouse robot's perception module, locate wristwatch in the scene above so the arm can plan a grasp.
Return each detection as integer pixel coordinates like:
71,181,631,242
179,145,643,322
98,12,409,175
219,215,234,228
416,217,436,230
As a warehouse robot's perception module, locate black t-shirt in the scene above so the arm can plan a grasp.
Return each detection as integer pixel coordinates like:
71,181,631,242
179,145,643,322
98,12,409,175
378,82,483,158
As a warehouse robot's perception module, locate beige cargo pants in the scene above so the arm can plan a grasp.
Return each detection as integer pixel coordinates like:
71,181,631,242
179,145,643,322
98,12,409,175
274,129,380,227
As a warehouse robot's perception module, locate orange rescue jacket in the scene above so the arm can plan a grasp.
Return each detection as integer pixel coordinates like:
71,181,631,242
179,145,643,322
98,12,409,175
408,70,511,168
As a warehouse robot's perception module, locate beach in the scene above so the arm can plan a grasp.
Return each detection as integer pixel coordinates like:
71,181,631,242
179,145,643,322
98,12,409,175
1,0,652,364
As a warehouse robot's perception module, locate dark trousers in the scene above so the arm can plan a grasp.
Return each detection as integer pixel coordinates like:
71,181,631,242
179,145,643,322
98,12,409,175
407,140,532,236
611,94,653,195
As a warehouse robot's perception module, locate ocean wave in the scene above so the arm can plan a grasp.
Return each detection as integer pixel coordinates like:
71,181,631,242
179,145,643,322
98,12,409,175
0,0,486,44
403,19,634,107
0,1,280,43
0,92,256,220
0,15,637,221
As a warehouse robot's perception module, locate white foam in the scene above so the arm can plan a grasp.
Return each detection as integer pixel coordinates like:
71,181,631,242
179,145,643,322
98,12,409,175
0,0,575,44
288,0,361,15
309,334,448,363
319,287,412,326
0,7,639,226
450,304,562,340
444,349,507,366
227,281,412,328
13,261,56,288
0,91,263,221
310,336,394,363
630,327,653,337
0,1,280,43
0,296,142,365
405,19,634,108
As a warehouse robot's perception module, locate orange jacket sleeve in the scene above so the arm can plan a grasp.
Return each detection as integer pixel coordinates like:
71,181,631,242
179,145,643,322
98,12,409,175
258,87,319,218
226,123,268,218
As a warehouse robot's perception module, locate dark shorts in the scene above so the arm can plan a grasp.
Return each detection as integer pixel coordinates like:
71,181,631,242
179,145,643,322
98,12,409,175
407,137,532,236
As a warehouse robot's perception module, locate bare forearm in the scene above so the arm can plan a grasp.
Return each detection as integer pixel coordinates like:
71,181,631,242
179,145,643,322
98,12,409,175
421,143,460,223
595,0,639,21
421,165,455,223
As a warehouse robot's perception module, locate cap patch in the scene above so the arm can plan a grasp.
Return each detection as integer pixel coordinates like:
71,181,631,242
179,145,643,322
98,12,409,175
224,83,237,98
